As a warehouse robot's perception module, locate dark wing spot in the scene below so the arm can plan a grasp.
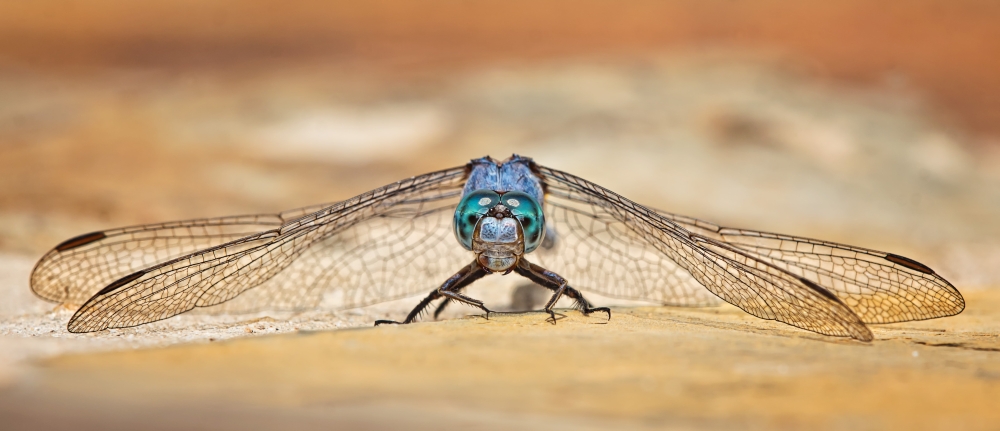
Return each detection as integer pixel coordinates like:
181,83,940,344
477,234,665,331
55,231,107,251
798,276,842,303
97,271,145,296
884,253,934,274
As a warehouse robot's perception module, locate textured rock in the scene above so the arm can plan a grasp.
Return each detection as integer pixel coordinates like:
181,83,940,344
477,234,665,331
1,289,997,430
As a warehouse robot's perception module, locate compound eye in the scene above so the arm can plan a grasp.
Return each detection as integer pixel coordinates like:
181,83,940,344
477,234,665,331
503,191,545,253
453,189,501,250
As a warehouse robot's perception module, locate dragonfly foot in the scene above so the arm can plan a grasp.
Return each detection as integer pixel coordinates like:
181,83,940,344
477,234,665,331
583,306,611,321
374,320,403,326
544,310,566,325
474,305,493,320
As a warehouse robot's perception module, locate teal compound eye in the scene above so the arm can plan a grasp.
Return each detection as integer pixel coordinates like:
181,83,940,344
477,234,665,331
454,189,502,250
501,191,545,253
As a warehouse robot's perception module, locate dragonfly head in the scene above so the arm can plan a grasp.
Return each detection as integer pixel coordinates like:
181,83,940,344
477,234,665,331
454,189,545,273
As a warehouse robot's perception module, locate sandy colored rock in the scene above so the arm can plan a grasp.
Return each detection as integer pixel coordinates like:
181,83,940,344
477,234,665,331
2,289,997,430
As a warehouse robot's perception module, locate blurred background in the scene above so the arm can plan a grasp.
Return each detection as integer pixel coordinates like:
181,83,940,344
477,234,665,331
2,2,1000,429
1,0,999,288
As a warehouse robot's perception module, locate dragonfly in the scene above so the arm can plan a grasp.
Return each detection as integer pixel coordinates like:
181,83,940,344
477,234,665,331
30,155,964,341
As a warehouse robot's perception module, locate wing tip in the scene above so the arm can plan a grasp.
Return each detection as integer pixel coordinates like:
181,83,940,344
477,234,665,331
852,326,875,342
66,307,102,333
66,320,94,334
65,271,148,333
66,318,109,334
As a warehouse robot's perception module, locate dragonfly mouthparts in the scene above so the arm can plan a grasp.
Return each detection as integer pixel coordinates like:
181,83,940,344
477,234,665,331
489,204,511,219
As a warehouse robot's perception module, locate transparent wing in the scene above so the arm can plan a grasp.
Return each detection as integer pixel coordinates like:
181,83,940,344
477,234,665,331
215,191,468,314
655,212,965,324
534,164,960,341
30,203,331,305
534,200,720,308
61,166,471,332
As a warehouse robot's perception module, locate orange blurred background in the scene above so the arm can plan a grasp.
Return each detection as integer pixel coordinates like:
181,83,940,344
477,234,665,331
3,0,998,132
1,0,999,285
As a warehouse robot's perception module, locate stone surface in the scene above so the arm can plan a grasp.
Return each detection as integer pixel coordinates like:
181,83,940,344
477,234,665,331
1,287,997,430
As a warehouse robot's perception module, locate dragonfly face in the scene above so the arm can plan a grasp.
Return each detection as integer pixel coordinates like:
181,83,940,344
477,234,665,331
454,189,546,273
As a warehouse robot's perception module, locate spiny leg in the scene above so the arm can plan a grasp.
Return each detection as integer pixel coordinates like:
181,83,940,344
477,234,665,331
433,281,524,319
433,295,457,320
438,264,494,318
431,281,478,320
374,260,489,326
373,288,442,326
513,258,611,324
433,280,523,319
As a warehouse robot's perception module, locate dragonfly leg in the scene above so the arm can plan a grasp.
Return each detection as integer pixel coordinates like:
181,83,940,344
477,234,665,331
374,260,489,326
438,262,493,319
514,258,611,324
433,262,493,319
432,296,457,320
374,289,443,326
